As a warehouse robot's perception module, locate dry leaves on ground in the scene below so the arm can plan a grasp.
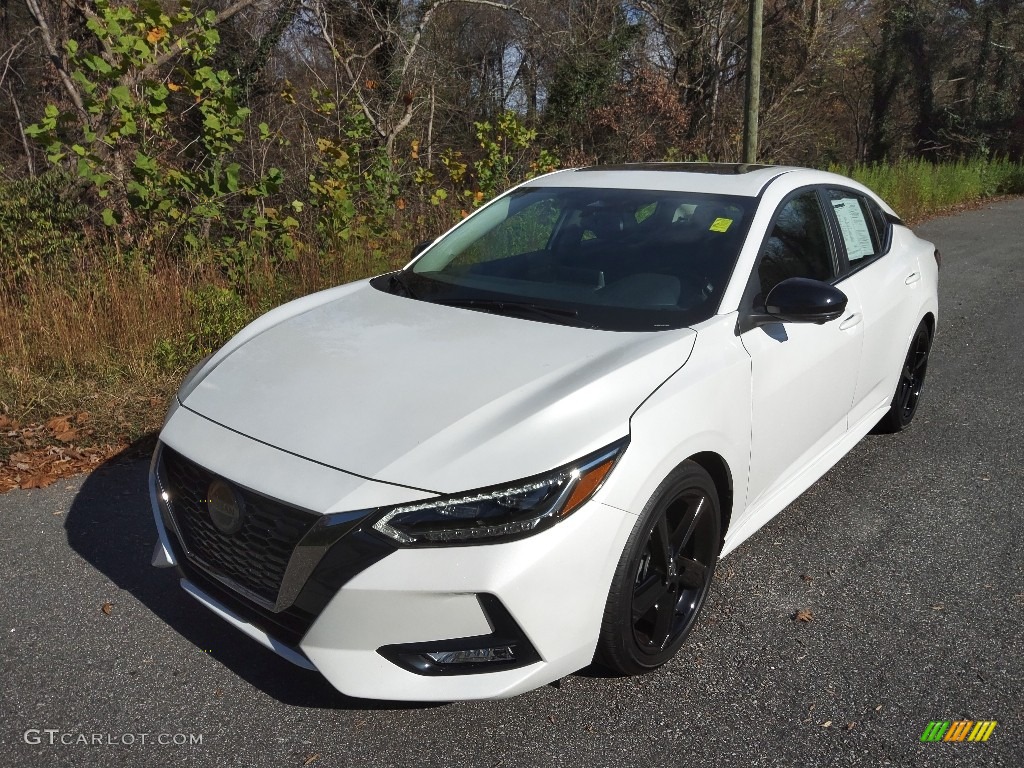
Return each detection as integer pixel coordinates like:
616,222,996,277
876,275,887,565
1,444,124,492
794,609,814,622
1,412,125,492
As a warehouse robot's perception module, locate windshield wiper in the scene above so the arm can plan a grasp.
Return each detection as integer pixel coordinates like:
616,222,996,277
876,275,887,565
389,271,418,299
436,298,592,327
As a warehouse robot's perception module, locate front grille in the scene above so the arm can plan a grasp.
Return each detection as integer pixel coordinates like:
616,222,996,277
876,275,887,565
160,446,320,606
176,555,318,648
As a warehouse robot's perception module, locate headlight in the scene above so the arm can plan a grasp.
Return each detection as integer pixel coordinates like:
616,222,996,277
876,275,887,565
371,439,628,546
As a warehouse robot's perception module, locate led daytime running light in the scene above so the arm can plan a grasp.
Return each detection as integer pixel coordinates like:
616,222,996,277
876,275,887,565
373,474,570,544
370,440,627,545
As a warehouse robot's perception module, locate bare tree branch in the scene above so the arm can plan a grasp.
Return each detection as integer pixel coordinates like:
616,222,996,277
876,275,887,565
23,0,87,117
8,85,36,177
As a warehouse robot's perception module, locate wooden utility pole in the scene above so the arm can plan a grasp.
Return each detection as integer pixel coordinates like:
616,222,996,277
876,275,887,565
743,0,764,163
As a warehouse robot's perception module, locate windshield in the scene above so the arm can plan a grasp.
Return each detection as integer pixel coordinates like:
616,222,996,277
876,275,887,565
382,186,755,331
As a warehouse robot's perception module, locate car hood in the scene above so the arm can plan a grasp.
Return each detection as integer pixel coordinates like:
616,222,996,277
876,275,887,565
182,280,696,494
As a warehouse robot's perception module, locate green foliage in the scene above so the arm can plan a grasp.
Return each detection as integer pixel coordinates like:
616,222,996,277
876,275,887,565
473,111,542,198
25,0,292,263
307,97,400,257
153,283,252,372
0,172,89,280
829,158,1024,221
542,19,642,157
412,112,560,215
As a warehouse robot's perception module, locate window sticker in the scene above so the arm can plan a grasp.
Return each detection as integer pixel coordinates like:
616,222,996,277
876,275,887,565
831,197,875,260
709,217,733,233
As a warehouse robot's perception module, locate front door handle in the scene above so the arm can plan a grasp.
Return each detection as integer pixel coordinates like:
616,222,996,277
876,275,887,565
905,272,921,285
839,312,862,331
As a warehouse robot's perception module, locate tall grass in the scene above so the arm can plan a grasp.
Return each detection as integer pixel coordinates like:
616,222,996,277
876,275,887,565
0,241,410,445
829,157,1024,222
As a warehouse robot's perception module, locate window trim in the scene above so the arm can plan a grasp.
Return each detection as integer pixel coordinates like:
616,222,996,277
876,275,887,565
735,184,840,335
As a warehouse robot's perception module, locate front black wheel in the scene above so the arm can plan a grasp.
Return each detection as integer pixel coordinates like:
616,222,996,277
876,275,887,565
877,320,932,433
595,462,721,675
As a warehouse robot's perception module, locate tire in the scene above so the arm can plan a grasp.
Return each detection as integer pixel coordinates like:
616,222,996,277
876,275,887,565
595,461,721,675
876,320,932,433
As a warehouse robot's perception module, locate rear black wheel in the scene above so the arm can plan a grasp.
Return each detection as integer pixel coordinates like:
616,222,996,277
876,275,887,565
877,320,932,433
595,462,720,675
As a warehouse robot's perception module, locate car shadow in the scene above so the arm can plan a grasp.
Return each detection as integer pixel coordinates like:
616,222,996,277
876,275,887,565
62,438,437,711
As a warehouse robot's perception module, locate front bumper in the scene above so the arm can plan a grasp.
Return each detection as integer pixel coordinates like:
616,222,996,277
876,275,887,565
150,406,636,700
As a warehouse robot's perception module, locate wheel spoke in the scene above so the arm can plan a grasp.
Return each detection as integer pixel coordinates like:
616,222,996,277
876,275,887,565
650,514,673,573
898,387,911,411
670,495,706,552
649,588,678,649
676,556,708,590
632,575,668,619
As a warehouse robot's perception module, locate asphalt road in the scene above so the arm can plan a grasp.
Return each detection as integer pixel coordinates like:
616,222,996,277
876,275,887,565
2,200,1022,768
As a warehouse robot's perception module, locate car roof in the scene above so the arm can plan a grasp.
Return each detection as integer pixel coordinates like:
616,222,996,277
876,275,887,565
523,163,805,198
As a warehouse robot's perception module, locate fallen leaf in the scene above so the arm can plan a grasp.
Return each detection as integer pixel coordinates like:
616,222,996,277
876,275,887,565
0,415,15,429
21,474,57,490
847,722,856,731
101,601,113,616
303,755,319,766
45,416,72,434
55,429,78,443
822,720,832,728
74,412,90,425
875,705,883,712
795,609,814,622
800,573,813,582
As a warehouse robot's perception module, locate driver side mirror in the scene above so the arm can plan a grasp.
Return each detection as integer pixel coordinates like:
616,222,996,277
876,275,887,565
738,277,848,333
765,277,847,324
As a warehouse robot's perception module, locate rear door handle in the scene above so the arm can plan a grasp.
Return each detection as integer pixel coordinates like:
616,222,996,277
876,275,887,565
839,313,862,331
905,272,921,285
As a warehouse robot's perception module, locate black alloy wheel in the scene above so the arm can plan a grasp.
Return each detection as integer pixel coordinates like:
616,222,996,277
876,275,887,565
877,320,932,433
596,462,721,675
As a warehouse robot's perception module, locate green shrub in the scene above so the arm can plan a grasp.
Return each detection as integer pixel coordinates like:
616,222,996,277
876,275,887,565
153,283,252,372
0,173,90,280
828,157,1024,221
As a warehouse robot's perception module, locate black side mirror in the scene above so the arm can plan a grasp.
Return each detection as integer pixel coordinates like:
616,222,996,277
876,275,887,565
737,277,847,333
410,239,434,258
765,277,847,324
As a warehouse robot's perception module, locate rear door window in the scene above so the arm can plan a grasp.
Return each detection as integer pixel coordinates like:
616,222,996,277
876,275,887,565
825,189,890,271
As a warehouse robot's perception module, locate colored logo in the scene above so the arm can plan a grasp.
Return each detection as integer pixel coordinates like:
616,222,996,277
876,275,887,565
920,721,997,742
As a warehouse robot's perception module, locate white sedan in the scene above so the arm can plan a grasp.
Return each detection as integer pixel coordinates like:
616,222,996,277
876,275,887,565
149,164,939,701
